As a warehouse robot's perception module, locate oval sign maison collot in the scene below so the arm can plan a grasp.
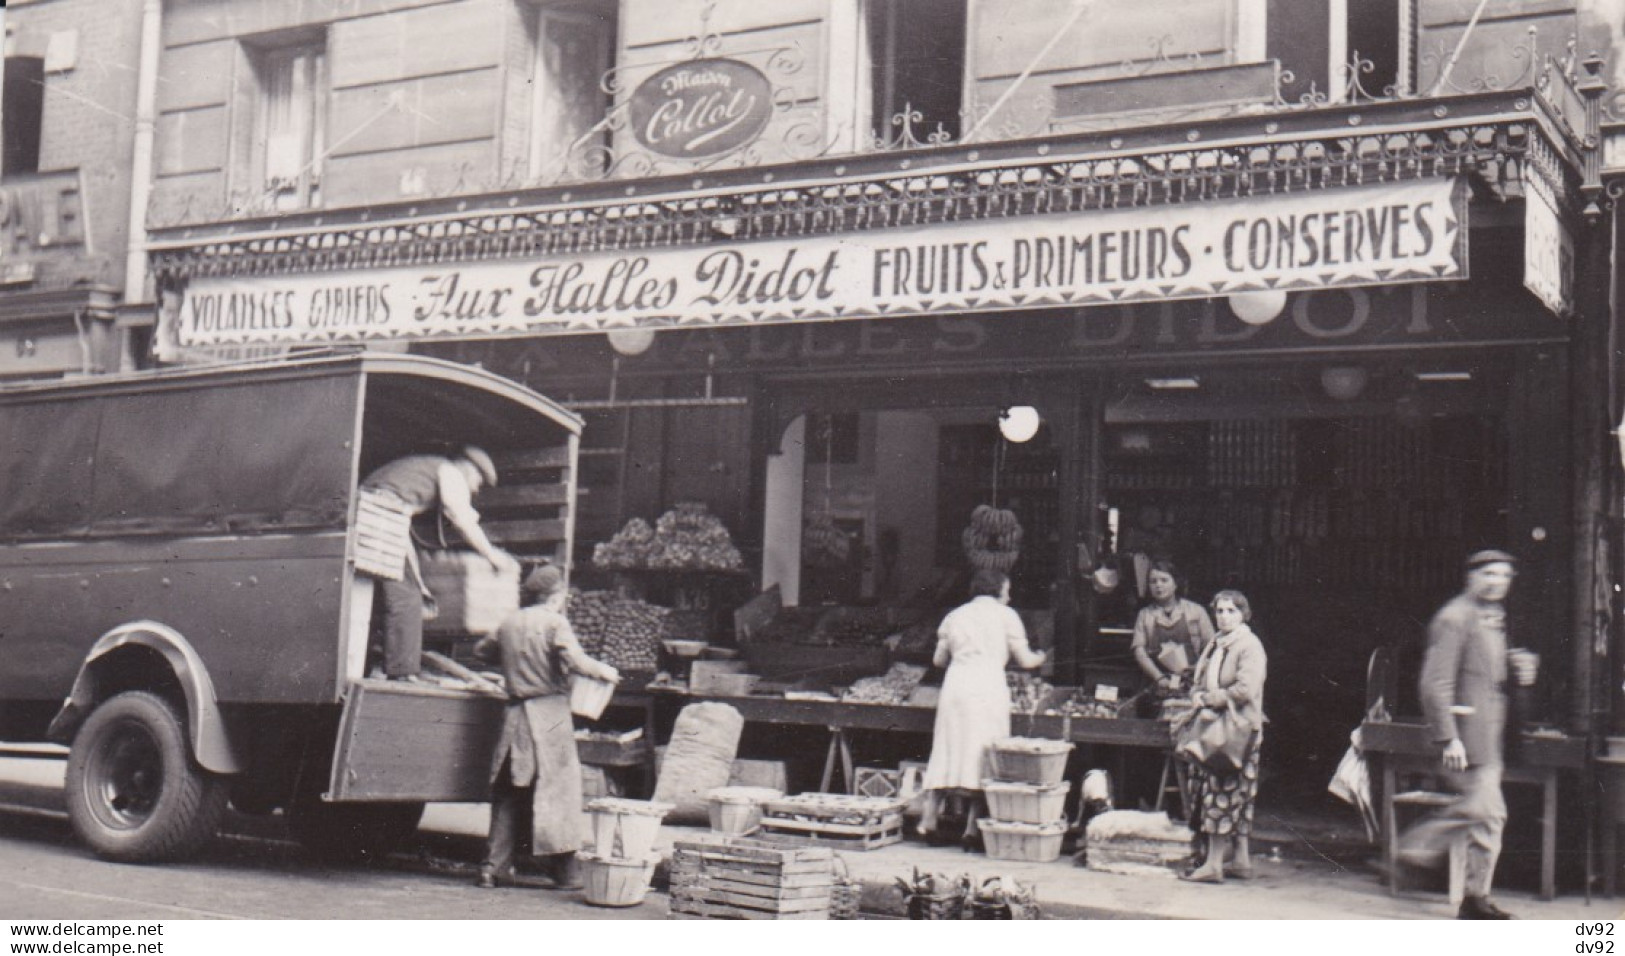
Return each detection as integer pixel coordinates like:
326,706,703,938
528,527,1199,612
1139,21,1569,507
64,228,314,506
628,58,772,160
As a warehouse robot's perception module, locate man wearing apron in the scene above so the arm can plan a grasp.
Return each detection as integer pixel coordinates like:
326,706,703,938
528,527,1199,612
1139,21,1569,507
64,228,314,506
359,447,511,681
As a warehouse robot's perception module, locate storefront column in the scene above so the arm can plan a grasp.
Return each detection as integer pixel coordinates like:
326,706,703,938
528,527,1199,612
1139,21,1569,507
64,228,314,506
1051,375,1083,685
1572,207,1615,737
1608,190,1625,738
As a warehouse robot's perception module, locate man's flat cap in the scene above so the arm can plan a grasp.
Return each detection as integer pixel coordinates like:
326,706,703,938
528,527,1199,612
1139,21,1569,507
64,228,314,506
1466,549,1518,569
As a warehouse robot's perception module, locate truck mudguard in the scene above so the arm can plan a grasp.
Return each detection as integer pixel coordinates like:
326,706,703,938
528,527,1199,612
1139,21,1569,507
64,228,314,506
47,621,244,774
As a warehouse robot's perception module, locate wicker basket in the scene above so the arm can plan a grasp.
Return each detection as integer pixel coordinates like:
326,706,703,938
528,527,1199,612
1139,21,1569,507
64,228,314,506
979,819,1067,863
988,738,1074,787
982,780,1070,824
906,891,965,920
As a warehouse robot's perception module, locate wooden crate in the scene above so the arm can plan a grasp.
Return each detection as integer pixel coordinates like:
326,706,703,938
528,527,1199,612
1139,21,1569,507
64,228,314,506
420,550,519,636
853,767,902,799
759,794,907,851
669,837,835,920
758,815,904,851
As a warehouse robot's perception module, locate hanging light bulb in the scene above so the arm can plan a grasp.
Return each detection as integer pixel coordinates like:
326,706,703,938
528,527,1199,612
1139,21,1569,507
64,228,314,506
1228,289,1288,326
606,327,656,356
999,406,1041,443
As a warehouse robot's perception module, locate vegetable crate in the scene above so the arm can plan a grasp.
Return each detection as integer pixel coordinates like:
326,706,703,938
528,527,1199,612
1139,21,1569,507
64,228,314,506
669,837,835,920
420,550,519,636
759,794,906,851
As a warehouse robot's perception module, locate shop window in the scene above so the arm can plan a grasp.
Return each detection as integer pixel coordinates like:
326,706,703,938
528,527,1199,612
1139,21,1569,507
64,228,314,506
863,0,966,147
1268,0,1405,103
527,1,618,181
3,56,45,176
247,37,327,212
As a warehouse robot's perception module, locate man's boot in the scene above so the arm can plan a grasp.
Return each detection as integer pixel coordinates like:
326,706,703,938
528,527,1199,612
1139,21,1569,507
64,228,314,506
1458,895,1514,919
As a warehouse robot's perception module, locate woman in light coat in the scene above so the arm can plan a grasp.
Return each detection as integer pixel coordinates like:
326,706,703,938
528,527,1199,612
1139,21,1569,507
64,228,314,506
1179,589,1267,883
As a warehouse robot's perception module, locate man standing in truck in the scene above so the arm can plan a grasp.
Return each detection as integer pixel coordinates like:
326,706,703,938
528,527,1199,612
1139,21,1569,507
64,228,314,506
360,447,512,681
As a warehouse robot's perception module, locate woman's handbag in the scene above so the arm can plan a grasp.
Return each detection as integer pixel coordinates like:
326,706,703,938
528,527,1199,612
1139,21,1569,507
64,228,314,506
1171,699,1253,773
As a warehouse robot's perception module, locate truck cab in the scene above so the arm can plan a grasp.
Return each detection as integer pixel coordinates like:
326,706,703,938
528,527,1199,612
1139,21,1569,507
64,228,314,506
0,352,579,862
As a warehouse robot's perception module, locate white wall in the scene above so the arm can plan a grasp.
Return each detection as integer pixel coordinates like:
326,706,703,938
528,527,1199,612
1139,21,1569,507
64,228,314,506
761,415,806,605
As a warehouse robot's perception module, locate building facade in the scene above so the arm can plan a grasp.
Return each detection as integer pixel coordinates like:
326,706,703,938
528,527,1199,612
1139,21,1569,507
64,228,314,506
0,0,152,378
14,0,1625,886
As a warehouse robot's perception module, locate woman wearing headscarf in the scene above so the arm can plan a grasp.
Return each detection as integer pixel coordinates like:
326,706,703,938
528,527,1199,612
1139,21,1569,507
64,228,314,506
1179,589,1268,883
473,564,618,889
918,569,1047,849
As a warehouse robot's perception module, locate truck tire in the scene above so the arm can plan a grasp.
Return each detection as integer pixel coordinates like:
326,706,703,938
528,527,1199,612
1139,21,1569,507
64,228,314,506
288,796,425,864
64,691,230,863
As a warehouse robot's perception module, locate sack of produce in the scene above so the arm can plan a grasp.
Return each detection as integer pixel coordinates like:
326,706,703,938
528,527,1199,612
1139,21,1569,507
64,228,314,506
653,702,745,825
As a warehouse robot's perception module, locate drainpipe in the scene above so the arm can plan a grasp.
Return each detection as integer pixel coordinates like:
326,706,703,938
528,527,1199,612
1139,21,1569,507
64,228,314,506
123,0,162,310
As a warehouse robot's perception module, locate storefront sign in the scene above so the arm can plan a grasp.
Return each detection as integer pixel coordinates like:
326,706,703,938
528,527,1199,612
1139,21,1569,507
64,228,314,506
1522,167,1573,317
437,275,1563,382
163,178,1467,356
628,58,773,160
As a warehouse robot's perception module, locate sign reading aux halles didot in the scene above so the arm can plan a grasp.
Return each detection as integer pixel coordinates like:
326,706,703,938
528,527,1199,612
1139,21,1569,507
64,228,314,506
166,178,1467,355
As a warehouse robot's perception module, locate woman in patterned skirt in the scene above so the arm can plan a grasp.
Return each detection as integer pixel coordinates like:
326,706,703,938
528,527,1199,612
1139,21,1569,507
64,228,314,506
1179,589,1268,883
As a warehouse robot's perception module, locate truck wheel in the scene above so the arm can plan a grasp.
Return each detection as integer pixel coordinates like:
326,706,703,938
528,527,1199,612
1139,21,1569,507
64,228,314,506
288,796,425,864
64,691,229,863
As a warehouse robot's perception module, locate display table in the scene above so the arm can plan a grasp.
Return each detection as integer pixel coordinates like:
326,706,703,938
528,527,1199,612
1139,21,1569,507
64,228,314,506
1360,720,1586,901
667,691,1171,794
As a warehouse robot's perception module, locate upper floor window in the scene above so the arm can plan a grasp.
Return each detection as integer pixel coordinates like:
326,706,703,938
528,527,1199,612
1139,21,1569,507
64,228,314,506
249,38,327,212
1268,0,1404,104
863,0,965,148
3,56,45,176
528,1,618,182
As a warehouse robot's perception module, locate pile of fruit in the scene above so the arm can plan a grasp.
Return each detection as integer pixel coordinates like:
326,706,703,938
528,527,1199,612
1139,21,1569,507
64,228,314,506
1007,671,1054,714
962,505,1022,573
592,518,655,570
802,512,851,568
566,589,670,673
594,504,745,572
764,793,904,827
814,609,896,647
842,663,928,705
1042,689,1121,719
646,502,745,571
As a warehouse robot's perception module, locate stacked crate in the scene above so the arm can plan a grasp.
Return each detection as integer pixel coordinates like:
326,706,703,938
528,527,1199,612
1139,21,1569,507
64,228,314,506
669,837,835,920
978,738,1073,863
758,793,906,850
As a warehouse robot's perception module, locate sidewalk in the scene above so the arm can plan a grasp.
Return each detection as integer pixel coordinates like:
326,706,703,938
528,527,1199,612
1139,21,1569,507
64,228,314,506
1,757,1611,920
415,804,1617,920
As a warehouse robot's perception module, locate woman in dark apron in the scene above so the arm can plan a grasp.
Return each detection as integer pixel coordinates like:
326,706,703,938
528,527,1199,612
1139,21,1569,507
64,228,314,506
1130,559,1215,696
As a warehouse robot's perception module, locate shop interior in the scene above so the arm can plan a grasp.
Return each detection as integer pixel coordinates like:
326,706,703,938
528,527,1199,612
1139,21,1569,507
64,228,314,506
732,351,1528,808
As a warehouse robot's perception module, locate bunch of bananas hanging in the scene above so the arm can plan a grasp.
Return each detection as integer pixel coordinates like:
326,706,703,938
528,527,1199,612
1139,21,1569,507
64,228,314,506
803,512,852,568
962,504,1022,573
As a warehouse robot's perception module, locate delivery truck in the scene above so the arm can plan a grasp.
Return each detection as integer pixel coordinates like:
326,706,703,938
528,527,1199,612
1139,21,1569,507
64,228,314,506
0,352,580,862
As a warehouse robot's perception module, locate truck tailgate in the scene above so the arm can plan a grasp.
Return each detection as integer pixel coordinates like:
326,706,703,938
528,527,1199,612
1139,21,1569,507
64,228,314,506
328,679,504,802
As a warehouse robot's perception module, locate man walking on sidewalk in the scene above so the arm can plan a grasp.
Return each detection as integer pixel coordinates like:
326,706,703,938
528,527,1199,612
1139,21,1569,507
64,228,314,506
1399,549,1539,920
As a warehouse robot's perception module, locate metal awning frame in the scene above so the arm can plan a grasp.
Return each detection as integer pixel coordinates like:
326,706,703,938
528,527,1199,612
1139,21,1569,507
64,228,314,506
149,87,1599,285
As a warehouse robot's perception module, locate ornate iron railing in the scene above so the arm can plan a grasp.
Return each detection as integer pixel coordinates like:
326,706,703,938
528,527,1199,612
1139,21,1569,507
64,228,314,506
152,108,1545,282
